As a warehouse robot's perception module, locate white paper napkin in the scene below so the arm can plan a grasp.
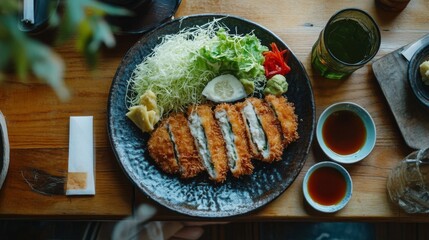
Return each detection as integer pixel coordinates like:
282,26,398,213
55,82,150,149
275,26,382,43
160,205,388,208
66,116,95,195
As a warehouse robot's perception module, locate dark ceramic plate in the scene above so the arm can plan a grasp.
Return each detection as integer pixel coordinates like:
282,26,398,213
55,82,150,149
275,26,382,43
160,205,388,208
104,0,182,35
408,43,429,110
107,14,315,218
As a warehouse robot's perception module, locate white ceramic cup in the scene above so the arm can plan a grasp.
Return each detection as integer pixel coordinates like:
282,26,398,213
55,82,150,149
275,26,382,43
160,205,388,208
316,102,376,164
303,161,353,213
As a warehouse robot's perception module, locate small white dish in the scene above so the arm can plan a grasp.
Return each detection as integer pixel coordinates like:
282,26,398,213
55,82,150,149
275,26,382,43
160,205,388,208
316,102,376,164
0,111,9,190
303,161,353,213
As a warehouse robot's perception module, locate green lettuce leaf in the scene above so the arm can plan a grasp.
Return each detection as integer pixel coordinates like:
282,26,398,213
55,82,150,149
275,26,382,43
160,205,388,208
197,28,268,81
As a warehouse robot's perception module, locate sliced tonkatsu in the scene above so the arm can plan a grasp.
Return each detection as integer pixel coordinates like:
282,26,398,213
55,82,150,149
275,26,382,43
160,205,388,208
214,103,254,178
147,113,204,178
236,97,284,162
265,95,299,146
147,96,300,182
167,113,205,178
188,104,228,182
147,121,179,175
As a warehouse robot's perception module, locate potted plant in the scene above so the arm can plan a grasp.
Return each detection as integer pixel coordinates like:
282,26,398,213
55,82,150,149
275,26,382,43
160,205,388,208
0,0,130,101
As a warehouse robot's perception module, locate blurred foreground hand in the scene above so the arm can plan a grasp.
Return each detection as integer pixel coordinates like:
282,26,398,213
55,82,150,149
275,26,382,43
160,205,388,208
110,204,224,240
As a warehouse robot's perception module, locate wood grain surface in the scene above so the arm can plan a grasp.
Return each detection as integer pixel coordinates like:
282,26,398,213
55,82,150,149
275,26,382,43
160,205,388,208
373,44,429,150
0,0,428,220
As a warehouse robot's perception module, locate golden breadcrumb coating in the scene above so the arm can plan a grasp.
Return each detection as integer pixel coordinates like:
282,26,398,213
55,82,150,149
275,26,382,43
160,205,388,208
246,97,284,162
235,101,261,159
167,113,204,178
215,103,254,177
147,121,179,174
147,96,300,182
265,95,299,146
188,105,228,183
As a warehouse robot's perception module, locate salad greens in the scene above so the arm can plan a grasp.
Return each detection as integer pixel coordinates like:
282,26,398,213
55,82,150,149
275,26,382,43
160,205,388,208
128,20,268,117
198,28,268,85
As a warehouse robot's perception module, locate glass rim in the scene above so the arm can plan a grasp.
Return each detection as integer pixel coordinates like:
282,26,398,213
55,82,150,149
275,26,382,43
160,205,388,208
322,8,381,67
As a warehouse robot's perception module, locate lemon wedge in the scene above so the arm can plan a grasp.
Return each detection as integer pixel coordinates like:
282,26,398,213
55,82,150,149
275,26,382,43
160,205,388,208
202,74,247,103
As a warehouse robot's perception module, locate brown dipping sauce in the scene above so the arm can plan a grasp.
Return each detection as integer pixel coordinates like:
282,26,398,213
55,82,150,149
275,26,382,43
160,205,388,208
322,110,366,155
308,167,347,205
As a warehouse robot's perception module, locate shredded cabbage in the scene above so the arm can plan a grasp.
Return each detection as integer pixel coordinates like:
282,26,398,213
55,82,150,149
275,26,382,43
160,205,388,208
127,19,267,117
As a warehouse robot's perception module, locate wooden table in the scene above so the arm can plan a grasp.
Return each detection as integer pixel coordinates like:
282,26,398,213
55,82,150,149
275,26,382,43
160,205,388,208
0,0,428,221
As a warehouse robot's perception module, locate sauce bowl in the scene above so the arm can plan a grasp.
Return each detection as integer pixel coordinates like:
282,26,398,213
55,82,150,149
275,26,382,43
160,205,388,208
316,102,376,164
303,161,353,213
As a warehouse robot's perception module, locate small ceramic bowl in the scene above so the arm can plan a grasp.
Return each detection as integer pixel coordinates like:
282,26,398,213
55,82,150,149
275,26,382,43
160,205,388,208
408,43,429,110
0,111,9,190
303,161,353,213
316,102,376,164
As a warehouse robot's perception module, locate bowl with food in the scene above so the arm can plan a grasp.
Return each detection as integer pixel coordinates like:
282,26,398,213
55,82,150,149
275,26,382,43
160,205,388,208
303,161,353,213
316,102,376,164
107,14,315,217
408,43,429,110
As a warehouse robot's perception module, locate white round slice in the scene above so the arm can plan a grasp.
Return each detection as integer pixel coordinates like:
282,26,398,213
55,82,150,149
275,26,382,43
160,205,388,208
202,74,247,103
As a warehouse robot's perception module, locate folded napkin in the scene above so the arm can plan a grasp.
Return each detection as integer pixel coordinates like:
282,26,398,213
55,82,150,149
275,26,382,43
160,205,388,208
66,116,95,195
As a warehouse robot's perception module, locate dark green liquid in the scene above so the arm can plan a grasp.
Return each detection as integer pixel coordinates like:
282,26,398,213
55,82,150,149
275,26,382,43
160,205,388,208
326,19,372,64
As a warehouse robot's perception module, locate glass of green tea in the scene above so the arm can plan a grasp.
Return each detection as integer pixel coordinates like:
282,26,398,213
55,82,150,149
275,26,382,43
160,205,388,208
311,8,381,79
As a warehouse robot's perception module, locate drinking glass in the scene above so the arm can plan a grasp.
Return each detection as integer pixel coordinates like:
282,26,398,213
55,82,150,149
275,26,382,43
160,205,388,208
311,8,381,79
387,148,429,213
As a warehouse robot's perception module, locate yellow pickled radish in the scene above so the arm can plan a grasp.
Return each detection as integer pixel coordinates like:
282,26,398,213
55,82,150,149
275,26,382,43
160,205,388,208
202,74,247,103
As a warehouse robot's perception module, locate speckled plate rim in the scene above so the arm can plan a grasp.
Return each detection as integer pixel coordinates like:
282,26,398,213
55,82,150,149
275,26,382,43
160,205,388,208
107,14,315,218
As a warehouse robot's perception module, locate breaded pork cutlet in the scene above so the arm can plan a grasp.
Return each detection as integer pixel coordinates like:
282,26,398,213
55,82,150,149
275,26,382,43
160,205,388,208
236,97,284,162
214,104,254,177
148,114,204,178
167,113,204,178
147,121,179,175
265,95,299,146
188,105,228,183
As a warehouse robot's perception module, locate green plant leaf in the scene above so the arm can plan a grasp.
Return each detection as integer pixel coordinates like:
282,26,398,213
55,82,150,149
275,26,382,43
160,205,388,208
0,0,131,100
13,40,29,80
0,0,20,13
49,8,60,27
0,41,12,70
89,18,115,51
27,41,70,101
76,18,92,52
56,0,128,68
85,1,132,16
56,0,89,44
84,46,98,69
0,15,28,80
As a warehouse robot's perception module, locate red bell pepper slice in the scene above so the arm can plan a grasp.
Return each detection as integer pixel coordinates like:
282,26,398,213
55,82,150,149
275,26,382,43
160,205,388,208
263,42,291,79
